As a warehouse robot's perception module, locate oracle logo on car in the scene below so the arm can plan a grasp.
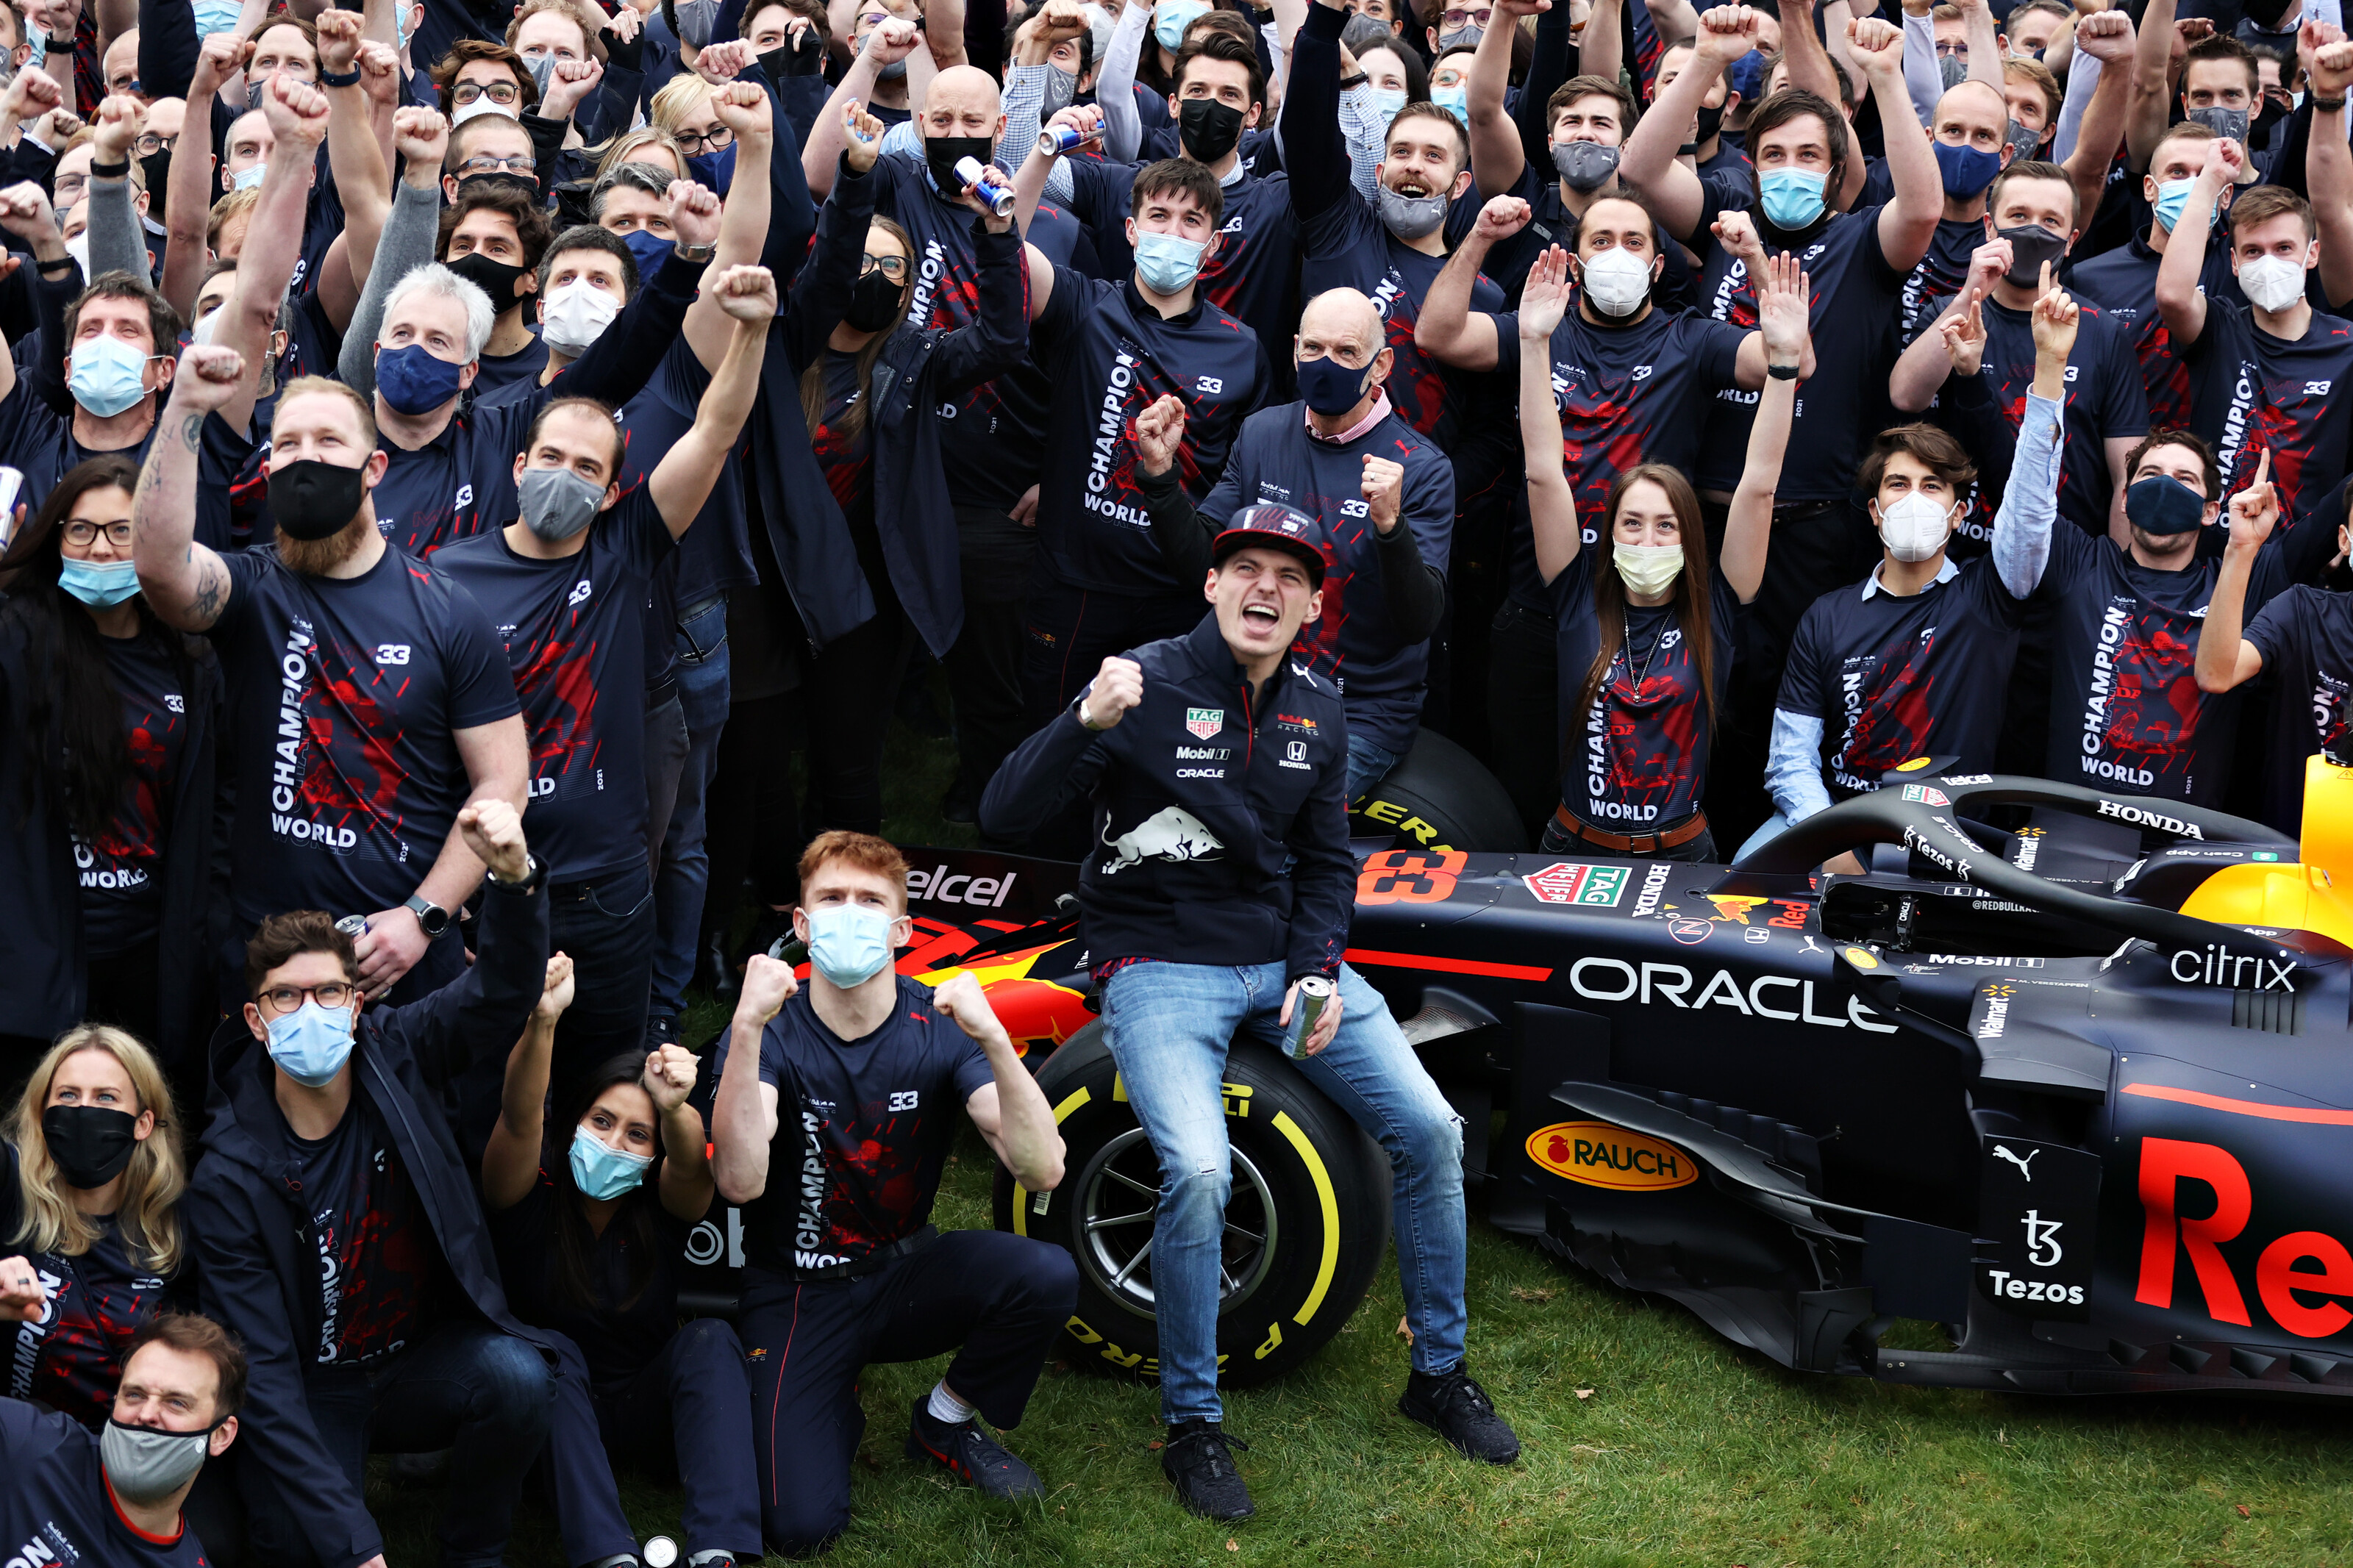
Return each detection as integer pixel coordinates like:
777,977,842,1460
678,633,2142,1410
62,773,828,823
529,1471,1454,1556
1527,1120,1697,1192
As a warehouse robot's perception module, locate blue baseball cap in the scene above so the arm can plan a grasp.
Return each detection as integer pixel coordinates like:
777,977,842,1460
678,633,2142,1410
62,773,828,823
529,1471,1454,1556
1212,502,1327,586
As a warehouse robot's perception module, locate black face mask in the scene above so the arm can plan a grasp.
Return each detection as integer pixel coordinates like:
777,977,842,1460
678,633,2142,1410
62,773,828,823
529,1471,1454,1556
1693,99,1725,148
1179,98,1246,164
922,134,995,198
446,250,528,309
41,1105,138,1190
268,459,369,541
844,267,904,332
2253,93,2288,144
459,171,539,203
140,148,173,210
1998,223,2068,289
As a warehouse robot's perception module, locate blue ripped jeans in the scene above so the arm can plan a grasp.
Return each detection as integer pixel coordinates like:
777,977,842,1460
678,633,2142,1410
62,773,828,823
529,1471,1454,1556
1101,959,1466,1424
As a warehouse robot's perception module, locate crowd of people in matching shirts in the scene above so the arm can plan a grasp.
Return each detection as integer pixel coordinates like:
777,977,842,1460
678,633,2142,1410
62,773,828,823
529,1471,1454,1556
3,0,2352,1554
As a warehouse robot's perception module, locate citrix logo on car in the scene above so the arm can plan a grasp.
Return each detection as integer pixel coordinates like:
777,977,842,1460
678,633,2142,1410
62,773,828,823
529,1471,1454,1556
2168,942,2299,992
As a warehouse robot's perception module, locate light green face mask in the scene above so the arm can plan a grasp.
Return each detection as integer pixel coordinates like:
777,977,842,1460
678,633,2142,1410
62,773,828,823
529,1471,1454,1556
1613,540,1683,597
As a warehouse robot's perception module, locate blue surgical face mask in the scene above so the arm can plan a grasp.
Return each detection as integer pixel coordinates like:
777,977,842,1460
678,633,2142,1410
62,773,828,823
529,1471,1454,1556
805,903,896,989
686,141,736,197
58,556,140,606
1430,85,1469,123
1758,167,1828,230
568,1124,653,1200
265,1000,355,1089
374,342,467,416
622,226,671,284
2152,176,2196,234
68,335,154,418
1155,0,1210,51
192,0,241,35
1133,230,1207,295
230,162,266,192
1363,86,1407,125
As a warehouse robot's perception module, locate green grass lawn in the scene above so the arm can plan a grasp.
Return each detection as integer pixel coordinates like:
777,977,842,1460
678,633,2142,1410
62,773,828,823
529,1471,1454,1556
374,683,2353,1567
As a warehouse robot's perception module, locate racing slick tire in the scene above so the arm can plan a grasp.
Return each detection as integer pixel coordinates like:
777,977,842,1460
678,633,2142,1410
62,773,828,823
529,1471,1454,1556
991,1020,1392,1387
1349,726,1526,853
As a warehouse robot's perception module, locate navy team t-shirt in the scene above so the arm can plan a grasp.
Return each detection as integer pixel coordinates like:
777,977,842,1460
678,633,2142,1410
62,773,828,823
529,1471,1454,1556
1779,559,2028,798
0,1147,176,1431
1960,296,2148,538
613,338,751,612
2186,296,2353,526
430,496,674,884
76,634,189,959
1550,552,1738,828
1064,159,1300,359
0,1400,211,1567
719,975,993,1275
2244,582,2353,832
1030,268,1270,595
209,546,520,929
287,1094,439,1367
2038,526,2290,803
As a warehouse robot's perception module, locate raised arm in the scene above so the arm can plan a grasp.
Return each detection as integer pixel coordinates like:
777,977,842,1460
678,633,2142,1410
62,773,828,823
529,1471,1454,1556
1415,195,1522,370
1898,0,1941,125
1619,3,1745,242
482,953,574,1212
2305,39,2353,310
2060,11,2135,227
218,71,328,434
1991,267,2074,598
1517,247,1579,583
2125,0,2177,171
936,973,1064,1190
1957,0,2001,90
650,265,775,533
804,18,917,198
163,42,235,317
335,108,447,395
129,344,242,633
2155,135,2237,347
1850,14,1938,270
82,97,152,282
1096,0,1150,161
1777,0,1851,107
1890,241,2001,409
0,182,68,406
1727,251,1807,602
2197,448,2277,693
713,954,794,1204
643,1044,714,1222
1467,0,1532,199
684,82,773,371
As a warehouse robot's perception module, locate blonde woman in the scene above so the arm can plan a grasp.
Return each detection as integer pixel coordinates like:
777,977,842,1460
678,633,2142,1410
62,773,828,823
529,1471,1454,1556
0,1026,188,1429
595,124,689,182
650,72,740,191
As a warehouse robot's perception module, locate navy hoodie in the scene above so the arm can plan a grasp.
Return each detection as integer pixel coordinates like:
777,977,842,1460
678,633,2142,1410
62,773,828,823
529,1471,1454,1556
183,879,551,1568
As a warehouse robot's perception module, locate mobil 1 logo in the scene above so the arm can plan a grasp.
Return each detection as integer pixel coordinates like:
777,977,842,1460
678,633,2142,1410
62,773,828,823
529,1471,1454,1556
1977,1135,2100,1321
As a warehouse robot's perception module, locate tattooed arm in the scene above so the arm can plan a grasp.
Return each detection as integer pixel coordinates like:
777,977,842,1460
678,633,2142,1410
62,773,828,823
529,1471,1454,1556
131,345,241,634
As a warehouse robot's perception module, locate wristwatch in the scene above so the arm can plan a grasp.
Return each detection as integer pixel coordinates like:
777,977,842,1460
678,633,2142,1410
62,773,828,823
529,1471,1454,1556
673,240,717,262
403,894,452,937
485,854,546,895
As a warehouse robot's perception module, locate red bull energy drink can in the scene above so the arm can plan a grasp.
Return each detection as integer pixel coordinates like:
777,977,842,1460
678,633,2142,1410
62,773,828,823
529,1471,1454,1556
1284,974,1334,1059
334,914,370,938
1038,123,1096,156
954,155,1017,218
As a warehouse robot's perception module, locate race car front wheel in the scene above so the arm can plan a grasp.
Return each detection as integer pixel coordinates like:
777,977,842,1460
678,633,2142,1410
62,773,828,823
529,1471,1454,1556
991,1020,1392,1387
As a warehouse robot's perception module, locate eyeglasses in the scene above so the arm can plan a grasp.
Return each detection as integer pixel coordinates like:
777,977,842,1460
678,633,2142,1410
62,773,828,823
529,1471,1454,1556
259,981,354,1013
1440,5,1493,27
859,251,907,279
51,173,85,202
452,79,522,104
1934,40,1968,57
64,520,134,548
673,123,733,154
459,153,536,175
135,132,177,156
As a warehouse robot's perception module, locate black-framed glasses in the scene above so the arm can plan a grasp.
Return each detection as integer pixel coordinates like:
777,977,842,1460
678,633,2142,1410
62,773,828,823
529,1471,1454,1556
458,153,536,175
259,981,355,1013
453,79,522,104
673,123,733,154
135,132,177,155
1440,5,1492,26
859,251,907,279
64,520,134,548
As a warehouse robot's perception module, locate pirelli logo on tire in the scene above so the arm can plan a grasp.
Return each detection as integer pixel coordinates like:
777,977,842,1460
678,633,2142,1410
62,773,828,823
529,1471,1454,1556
1528,1120,1697,1191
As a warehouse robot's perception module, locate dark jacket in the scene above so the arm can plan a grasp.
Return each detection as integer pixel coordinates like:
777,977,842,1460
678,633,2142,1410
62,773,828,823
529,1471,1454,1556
184,878,551,1568
0,612,221,1071
980,614,1353,982
787,162,1028,659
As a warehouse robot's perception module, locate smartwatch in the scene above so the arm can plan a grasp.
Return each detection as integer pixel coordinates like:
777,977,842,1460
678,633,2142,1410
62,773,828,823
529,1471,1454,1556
403,894,452,937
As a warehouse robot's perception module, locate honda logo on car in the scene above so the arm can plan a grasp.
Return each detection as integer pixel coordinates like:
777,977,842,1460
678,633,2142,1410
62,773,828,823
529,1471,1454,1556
1523,862,1630,906
1528,1120,1696,1191
2098,798,2204,839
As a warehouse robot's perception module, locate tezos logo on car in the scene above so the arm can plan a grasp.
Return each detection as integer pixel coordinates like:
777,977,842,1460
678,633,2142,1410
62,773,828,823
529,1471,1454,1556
1527,1121,1696,1191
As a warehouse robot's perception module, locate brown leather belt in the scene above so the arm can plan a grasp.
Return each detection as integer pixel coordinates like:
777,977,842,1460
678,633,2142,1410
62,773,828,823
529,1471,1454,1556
1552,804,1708,856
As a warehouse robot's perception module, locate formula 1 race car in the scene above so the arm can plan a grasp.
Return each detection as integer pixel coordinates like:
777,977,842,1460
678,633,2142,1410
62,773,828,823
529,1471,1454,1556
686,753,2353,1402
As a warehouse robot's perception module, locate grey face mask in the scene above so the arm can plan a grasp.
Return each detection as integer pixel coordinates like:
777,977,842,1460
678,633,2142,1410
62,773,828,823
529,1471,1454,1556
1040,64,1078,115
2006,118,2042,163
1377,185,1450,240
876,56,907,80
674,0,719,48
1938,54,1967,90
1438,23,1483,50
2188,104,2251,144
523,51,558,96
520,464,605,542
101,1419,215,1506
1552,140,1621,193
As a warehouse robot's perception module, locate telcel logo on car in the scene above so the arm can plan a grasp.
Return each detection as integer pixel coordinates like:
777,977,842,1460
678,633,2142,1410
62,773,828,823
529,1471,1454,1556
1528,1121,1697,1191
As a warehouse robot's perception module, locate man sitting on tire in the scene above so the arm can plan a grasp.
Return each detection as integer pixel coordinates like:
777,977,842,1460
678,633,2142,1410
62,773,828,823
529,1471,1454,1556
708,832,1076,1554
982,506,1521,1522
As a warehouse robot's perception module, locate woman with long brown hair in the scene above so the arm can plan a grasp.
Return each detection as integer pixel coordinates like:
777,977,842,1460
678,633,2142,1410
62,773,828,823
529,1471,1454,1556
0,457,221,1099
0,1026,189,1429
1518,246,1807,861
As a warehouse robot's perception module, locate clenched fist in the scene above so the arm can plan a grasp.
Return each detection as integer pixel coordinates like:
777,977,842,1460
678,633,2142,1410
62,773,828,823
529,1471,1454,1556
1079,656,1143,731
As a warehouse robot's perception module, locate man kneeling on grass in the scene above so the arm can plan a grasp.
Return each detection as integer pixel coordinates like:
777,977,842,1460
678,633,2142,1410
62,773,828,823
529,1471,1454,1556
710,831,1076,1553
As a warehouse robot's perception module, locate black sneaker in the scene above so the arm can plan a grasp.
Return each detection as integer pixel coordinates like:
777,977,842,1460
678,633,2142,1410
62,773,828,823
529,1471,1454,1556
1160,1420,1254,1521
1399,1366,1521,1464
905,1398,1045,1499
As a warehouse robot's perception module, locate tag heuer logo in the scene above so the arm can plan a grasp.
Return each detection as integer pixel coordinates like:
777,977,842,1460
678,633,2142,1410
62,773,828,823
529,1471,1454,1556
1186,708,1224,739
1901,784,1952,806
1522,862,1630,906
